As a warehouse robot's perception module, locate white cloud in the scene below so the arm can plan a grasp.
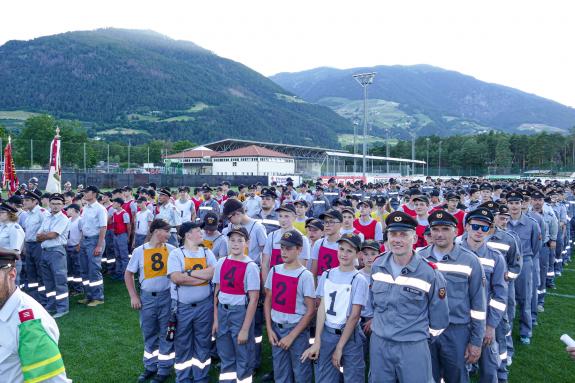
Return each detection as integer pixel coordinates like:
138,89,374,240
1,0,574,107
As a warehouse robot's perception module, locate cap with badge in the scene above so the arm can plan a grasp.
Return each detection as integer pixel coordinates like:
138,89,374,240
260,188,277,199
531,190,545,200
428,210,458,227
479,201,499,214
319,209,343,222
506,190,524,202
385,211,418,231
465,207,494,224
0,202,18,214
480,183,493,191
227,226,250,240
202,212,219,231
0,252,17,268
7,195,23,206
360,240,381,252
375,196,386,206
279,229,304,247
49,193,65,203
341,206,355,216
201,184,212,193
496,205,511,216
159,188,171,197
23,190,42,202
83,185,100,194
293,199,309,208
178,221,202,237
412,195,430,205
357,200,373,209
445,192,460,201
276,203,296,214
336,233,362,251
305,218,324,231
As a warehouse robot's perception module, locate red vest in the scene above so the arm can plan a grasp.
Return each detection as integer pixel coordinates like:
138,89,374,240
113,209,129,235
353,219,378,240
452,210,466,236
401,204,417,217
106,205,114,230
415,224,428,249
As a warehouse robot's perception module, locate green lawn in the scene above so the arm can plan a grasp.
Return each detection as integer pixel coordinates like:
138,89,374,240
57,263,575,382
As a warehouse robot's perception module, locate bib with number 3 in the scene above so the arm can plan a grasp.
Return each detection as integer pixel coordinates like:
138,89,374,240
143,247,169,279
323,277,352,326
184,257,208,286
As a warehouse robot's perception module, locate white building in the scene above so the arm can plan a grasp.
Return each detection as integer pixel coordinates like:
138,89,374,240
212,145,295,176
163,146,215,174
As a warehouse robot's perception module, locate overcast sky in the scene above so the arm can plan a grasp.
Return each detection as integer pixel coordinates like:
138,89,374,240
2,0,574,107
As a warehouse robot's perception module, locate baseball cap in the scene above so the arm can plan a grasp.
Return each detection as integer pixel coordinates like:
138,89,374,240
360,240,380,252
279,229,304,247
336,233,362,251
202,212,219,231
276,203,296,214
319,209,343,222
305,218,324,231
227,226,250,240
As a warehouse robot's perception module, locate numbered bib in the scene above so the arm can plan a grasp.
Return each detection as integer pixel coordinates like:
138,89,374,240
323,277,352,326
270,248,283,267
220,258,249,295
317,245,339,276
143,247,169,279
203,239,214,250
271,270,299,314
184,257,208,286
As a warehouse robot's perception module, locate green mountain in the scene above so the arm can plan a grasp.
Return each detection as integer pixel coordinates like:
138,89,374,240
0,28,352,147
270,65,575,139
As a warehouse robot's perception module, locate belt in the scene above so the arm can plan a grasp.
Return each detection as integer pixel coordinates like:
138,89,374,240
42,245,66,251
274,322,298,329
83,235,99,239
324,326,343,335
219,303,247,311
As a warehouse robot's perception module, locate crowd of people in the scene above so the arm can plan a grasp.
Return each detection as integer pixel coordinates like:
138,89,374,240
1,175,574,383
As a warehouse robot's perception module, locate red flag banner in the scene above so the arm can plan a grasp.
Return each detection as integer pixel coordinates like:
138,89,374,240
2,138,19,195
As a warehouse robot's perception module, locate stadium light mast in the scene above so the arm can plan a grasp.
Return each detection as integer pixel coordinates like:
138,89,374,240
353,72,376,178
353,120,359,173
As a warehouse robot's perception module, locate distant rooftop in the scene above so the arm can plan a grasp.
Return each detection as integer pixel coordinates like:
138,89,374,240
213,145,291,158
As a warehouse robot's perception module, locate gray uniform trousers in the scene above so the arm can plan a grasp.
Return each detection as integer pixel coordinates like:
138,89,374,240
79,235,105,301
505,280,516,359
253,301,264,370
515,256,533,338
66,245,82,293
530,253,541,322
478,341,500,383
25,241,46,304
113,232,130,278
317,326,365,383
103,229,115,272
496,313,510,381
216,304,254,383
430,324,470,383
173,297,213,383
538,246,550,306
135,234,147,249
370,333,433,383
140,290,174,375
554,232,564,274
40,246,69,314
271,322,312,383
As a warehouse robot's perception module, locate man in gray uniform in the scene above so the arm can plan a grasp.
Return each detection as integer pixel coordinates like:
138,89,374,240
531,191,558,316
252,188,281,234
21,190,47,304
506,190,541,345
370,211,449,382
155,188,182,247
460,208,507,383
324,177,340,205
549,190,567,278
419,210,486,383
310,185,331,218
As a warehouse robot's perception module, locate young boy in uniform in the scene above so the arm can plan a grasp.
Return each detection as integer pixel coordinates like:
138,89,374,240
212,227,260,383
264,229,315,383
201,212,227,259
293,200,309,235
301,233,369,382
353,201,383,241
358,240,379,360
135,197,154,248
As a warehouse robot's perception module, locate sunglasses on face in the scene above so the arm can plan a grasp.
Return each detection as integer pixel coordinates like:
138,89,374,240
470,223,490,233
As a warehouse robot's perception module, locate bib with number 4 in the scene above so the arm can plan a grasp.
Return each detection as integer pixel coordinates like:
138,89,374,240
143,247,169,279
323,275,355,326
184,257,208,286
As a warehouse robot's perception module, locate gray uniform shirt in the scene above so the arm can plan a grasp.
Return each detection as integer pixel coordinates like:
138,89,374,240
23,205,47,242
38,212,70,248
507,213,541,259
167,247,217,304
80,201,108,237
127,243,176,292
0,222,25,254
222,219,267,264
265,264,315,324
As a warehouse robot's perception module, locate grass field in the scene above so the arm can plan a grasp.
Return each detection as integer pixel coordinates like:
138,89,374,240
56,262,575,382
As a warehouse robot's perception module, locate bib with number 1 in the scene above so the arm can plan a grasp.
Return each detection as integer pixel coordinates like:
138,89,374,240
323,277,352,326
184,257,208,286
143,247,169,279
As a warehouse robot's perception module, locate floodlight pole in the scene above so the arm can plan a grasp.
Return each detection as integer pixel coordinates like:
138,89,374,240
353,120,359,173
353,72,376,178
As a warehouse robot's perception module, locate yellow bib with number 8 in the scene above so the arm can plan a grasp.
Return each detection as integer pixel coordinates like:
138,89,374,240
143,247,169,279
184,257,208,286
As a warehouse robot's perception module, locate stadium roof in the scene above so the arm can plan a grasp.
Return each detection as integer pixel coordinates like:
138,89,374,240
325,151,426,164
202,138,346,159
213,145,292,158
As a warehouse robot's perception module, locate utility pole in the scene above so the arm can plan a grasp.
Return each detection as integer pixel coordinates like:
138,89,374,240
438,141,442,177
353,120,359,173
386,127,390,173
83,143,87,174
353,72,376,178
107,144,110,173
426,138,430,176
30,139,33,168
128,140,131,169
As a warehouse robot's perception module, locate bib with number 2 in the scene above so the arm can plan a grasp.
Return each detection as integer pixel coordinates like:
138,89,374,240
143,247,169,279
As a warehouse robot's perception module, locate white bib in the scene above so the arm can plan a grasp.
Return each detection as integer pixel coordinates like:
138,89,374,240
323,277,353,326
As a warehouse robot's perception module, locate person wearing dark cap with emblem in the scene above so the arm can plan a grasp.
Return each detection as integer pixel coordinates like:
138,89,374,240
21,190,48,303
0,202,25,288
27,177,40,194
168,221,217,383
368,211,449,382
311,210,343,277
324,177,340,205
466,187,482,212
548,189,567,279
480,183,493,203
201,212,227,259
36,193,70,317
252,188,281,234
301,233,368,382
418,210,486,383
212,226,260,383
198,184,221,221
0,251,70,382
311,184,331,218
155,188,182,247
460,208,508,383
78,185,108,307
506,190,541,346
264,229,315,383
